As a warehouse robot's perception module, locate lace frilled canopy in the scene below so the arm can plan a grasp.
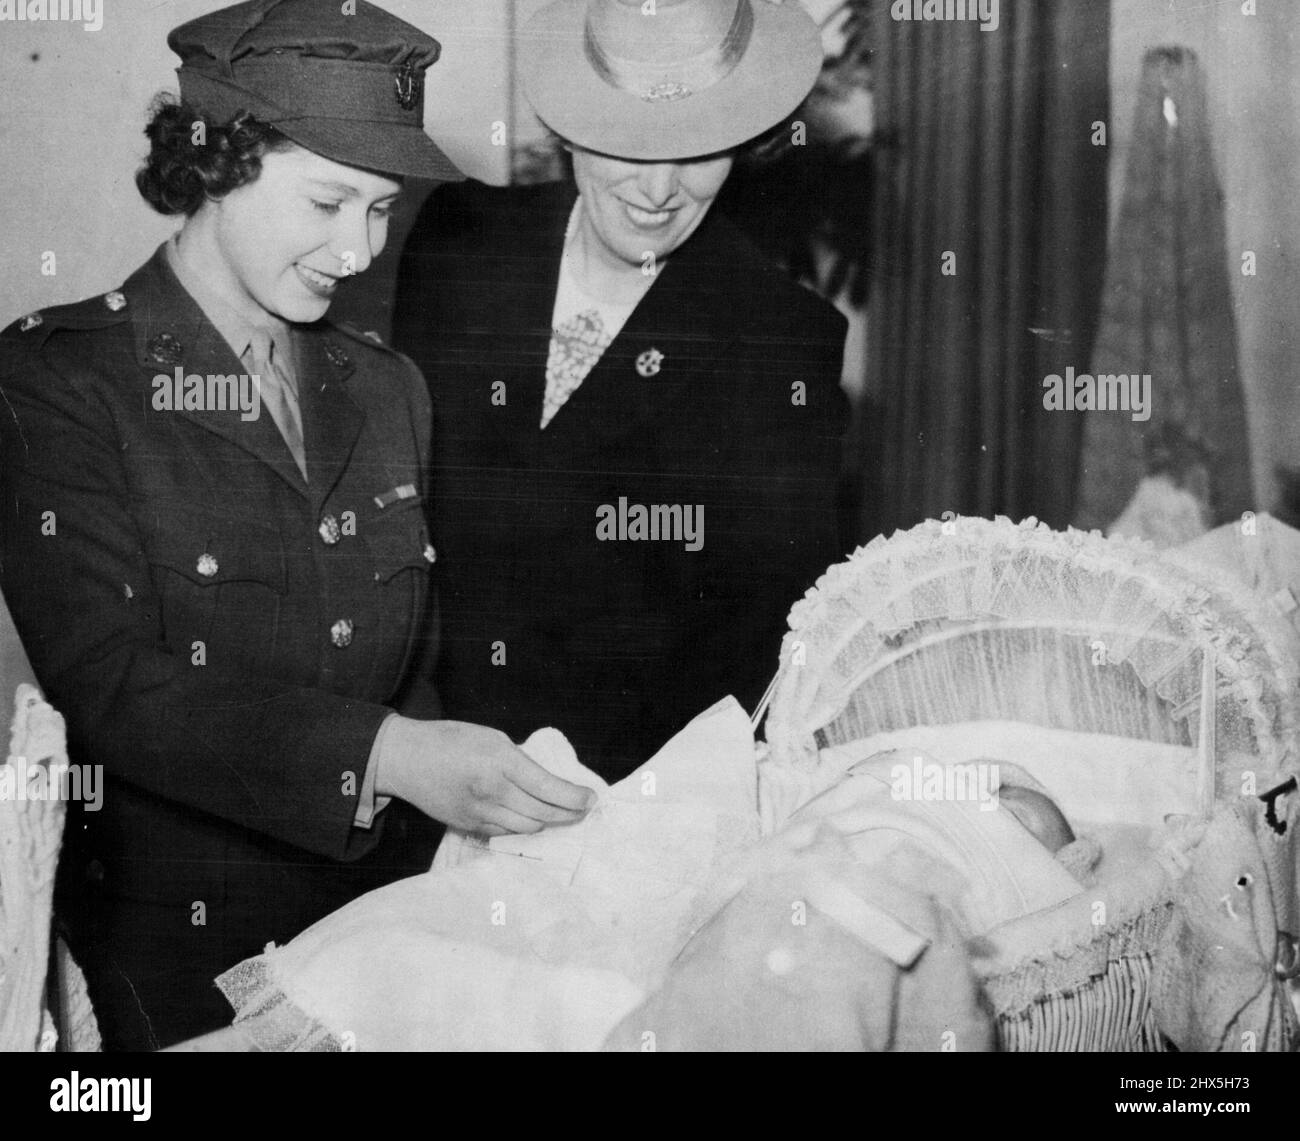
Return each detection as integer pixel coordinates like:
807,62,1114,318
765,516,1300,808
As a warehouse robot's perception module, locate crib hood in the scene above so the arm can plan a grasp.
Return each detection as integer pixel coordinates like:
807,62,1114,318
763,516,1300,815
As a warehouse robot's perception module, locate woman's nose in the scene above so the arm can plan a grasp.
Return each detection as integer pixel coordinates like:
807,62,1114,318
635,163,679,207
332,211,376,276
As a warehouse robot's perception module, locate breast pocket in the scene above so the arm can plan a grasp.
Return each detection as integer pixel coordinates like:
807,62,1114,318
363,496,435,583
357,496,437,686
142,507,287,651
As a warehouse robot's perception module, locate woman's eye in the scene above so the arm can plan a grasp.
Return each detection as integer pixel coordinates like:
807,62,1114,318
311,200,343,215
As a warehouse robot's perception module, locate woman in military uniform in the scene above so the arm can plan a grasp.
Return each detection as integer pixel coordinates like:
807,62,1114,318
0,0,592,1051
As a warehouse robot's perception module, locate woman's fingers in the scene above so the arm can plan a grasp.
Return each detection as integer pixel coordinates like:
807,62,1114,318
494,777,591,827
474,804,548,837
503,750,598,814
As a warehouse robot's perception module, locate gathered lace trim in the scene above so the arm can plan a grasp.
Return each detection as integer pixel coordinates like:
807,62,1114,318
215,949,346,1052
766,516,1300,782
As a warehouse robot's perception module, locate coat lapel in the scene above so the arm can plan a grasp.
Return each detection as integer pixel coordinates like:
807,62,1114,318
477,189,571,455
127,246,367,502
538,205,742,456
295,328,366,506
130,248,309,497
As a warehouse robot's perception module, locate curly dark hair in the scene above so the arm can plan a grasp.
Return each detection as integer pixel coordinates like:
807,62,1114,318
136,95,295,217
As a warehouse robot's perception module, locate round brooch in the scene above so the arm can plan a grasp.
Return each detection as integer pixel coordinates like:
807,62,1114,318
635,348,665,379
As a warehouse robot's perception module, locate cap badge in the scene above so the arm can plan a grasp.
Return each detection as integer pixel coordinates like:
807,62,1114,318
324,341,351,369
104,291,128,312
636,348,665,379
394,61,424,112
148,333,184,366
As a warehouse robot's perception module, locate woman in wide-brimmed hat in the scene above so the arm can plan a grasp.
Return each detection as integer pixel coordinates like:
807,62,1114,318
0,0,596,1051
394,0,850,786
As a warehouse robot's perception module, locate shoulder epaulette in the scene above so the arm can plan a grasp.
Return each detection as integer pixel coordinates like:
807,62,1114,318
2,289,132,348
329,320,395,352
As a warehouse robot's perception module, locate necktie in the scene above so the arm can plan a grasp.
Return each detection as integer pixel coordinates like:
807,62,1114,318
246,327,308,481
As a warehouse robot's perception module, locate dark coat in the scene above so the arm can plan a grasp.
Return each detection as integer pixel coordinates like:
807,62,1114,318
394,180,848,784
0,247,443,1048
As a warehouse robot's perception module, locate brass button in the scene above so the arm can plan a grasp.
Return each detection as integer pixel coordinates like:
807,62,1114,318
196,553,219,578
423,544,437,564
104,291,128,312
330,618,354,648
319,515,342,546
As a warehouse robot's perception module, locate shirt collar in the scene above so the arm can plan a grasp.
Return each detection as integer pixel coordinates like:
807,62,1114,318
164,234,290,362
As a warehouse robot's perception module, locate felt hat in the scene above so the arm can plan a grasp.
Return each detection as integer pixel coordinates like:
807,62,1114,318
521,0,823,161
169,0,462,181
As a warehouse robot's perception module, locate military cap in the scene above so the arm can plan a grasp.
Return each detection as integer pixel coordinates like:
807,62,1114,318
169,0,462,181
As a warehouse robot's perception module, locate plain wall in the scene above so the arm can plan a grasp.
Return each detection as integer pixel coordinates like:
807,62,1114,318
1109,0,1300,513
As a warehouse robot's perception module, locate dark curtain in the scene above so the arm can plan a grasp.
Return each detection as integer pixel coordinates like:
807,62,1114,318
860,0,1110,539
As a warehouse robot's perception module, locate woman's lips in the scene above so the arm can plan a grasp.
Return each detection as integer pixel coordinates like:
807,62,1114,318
622,201,678,229
296,264,340,298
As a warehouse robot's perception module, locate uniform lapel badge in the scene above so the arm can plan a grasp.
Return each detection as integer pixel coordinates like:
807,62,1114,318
19,313,43,333
104,291,128,312
148,333,184,366
636,348,665,379
324,340,351,369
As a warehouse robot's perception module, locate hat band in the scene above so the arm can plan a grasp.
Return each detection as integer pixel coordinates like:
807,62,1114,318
180,57,424,128
583,0,754,104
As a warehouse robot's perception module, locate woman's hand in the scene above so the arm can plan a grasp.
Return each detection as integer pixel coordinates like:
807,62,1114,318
374,717,596,836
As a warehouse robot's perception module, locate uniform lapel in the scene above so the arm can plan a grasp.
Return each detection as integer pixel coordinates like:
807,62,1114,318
295,327,366,506
129,247,309,497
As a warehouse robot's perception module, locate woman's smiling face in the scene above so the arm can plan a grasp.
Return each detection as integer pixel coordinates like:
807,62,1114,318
204,143,402,323
569,146,735,273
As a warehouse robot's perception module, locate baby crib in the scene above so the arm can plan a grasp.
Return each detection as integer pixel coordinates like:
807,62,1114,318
762,516,1300,1051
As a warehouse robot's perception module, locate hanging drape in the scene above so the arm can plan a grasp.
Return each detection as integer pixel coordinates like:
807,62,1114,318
859,0,1110,538
1074,46,1254,533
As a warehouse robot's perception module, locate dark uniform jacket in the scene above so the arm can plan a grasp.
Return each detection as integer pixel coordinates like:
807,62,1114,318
394,180,848,785
0,246,443,1048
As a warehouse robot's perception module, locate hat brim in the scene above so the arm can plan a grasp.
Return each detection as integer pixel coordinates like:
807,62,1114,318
521,0,823,161
273,118,464,183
